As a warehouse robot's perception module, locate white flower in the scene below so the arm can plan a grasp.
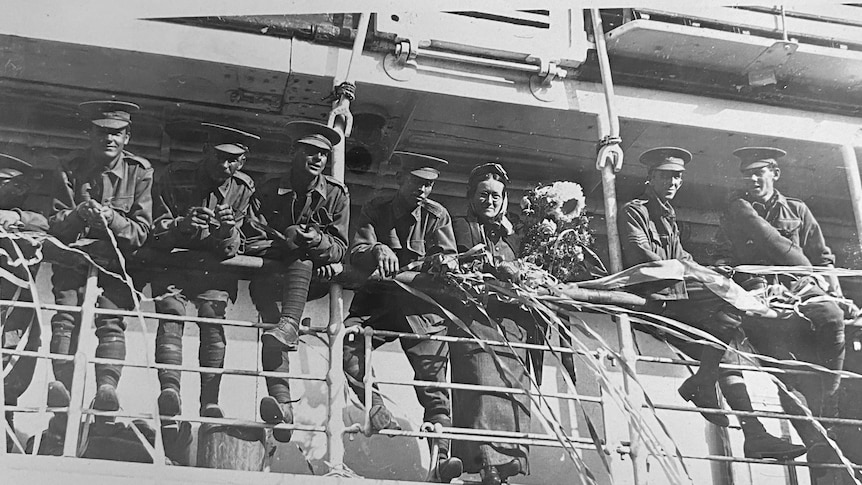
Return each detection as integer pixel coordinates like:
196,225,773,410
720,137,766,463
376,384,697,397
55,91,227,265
549,181,586,221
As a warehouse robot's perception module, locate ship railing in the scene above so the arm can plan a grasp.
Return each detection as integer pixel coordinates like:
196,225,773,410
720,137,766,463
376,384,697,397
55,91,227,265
1,252,860,483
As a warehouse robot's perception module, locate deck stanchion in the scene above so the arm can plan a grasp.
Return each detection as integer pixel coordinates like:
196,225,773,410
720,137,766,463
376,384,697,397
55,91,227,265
589,8,624,275
616,312,648,485
324,12,369,470
62,352,87,457
62,265,99,457
363,327,374,436
326,285,346,465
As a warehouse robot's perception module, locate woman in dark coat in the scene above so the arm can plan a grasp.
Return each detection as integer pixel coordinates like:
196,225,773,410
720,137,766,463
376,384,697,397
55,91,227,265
450,163,533,485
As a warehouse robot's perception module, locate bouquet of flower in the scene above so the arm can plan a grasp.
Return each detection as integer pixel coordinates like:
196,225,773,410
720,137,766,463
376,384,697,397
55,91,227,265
517,181,603,282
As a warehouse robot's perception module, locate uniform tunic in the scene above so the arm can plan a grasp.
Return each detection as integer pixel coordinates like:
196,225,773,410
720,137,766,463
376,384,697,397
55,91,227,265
342,193,457,435
150,163,255,301
449,214,531,476
619,190,741,342
47,150,154,389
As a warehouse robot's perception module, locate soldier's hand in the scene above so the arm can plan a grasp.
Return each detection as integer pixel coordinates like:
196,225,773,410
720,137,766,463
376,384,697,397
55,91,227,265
294,225,322,247
372,243,399,277
214,204,236,235
177,207,212,234
75,199,100,223
99,205,115,225
314,263,341,281
0,209,21,230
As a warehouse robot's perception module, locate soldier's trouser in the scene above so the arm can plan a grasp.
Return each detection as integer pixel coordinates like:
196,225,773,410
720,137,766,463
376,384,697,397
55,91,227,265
342,310,452,453
2,263,41,407
797,296,845,413
248,257,315,406
155,295,227,409
661,284,743,385
51,267,132,389
745,305,844,446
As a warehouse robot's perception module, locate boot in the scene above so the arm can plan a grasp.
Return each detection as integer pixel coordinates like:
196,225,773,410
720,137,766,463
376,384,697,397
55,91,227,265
436,453,464,483
93,384,119,412
743,431,807,460
678,376,729,427
201,403,224,419
260,396,294,442
369,404,401,432
261,316,300,350
157,389,181,417
47,381,71,408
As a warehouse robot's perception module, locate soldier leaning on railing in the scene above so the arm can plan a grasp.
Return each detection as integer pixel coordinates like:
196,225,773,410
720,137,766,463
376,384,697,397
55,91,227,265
147,122,259,420
45,100,154,417
715,147,848,474
242,121,349,443
619,146,806,460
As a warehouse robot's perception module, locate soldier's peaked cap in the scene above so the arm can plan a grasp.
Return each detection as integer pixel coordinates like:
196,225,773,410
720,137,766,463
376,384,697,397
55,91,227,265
0,153,33,180
79,100,140,129
639,147,692,172
393,151,449,180
733,147,787,172
285,121,342,152
201,122,260,155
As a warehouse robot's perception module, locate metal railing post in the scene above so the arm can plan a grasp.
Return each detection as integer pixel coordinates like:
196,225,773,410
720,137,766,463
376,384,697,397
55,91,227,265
62,264,99,457
62,352,87,457
325,284,346,464
363,327,374,436
617,312,648,485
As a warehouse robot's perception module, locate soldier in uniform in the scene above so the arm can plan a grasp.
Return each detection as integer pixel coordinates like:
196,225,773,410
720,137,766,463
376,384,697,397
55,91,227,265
715,147,846,462
620,147,805,460
47,100,154,412
0,154,49,449
244,121,349,442
342,152,463,482
149,122,259,418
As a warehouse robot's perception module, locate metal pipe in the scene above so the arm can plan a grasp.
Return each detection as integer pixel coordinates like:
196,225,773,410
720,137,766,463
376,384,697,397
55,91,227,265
411,47,567,78
373,377,603,403
589,8,624,273
324,11,369,468
840,143,862,249
85,357,325,381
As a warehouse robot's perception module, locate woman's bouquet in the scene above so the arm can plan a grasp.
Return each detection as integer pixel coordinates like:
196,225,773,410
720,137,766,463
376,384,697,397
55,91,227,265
517,181,602,282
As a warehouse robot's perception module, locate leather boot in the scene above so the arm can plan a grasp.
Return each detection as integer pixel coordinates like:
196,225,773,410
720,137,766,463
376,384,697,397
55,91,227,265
157,389,181,417
47,381,71,408
743,431,807,460
201,403,224,418
436,453,463,483
260,396,294,442
261,316,300,350
93,384,119,412
678,376,729,427
369,404,401,432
